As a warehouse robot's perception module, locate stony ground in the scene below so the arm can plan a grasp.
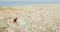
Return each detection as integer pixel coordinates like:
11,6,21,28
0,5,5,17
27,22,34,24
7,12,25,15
0,3,60,32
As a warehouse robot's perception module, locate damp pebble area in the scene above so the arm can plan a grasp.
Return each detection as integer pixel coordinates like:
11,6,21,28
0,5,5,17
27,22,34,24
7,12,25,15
0,4,60,32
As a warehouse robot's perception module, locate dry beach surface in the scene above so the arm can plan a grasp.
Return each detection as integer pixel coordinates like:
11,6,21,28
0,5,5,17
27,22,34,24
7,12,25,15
0,3,60,32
